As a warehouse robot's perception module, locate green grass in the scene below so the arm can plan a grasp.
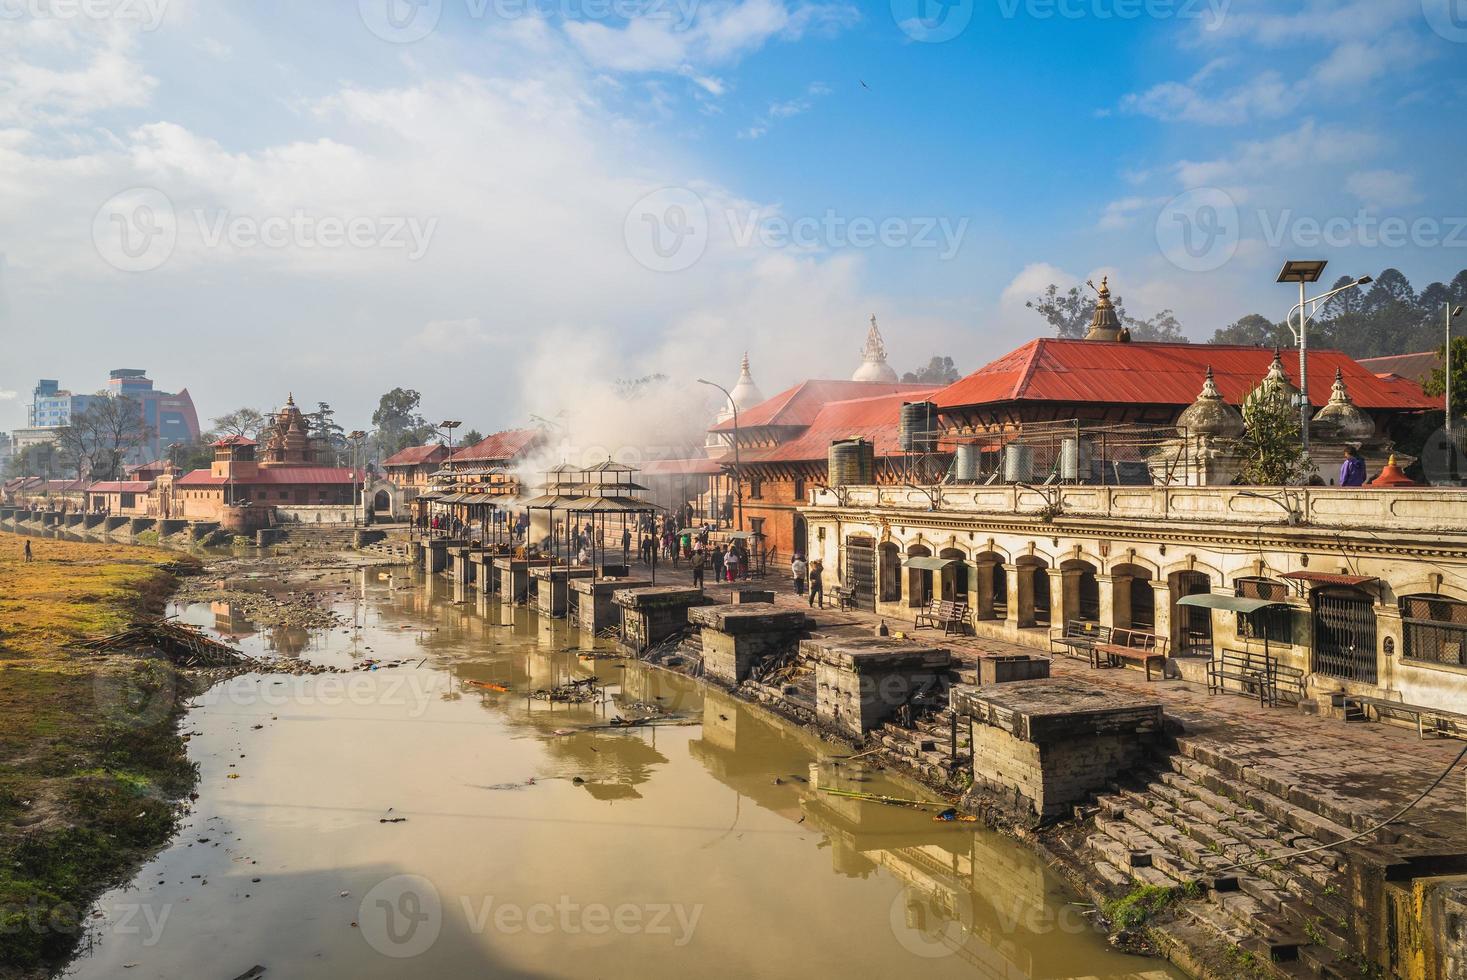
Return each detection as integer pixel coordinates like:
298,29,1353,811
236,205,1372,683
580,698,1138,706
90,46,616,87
1103,882,1202,931
0,537,196,977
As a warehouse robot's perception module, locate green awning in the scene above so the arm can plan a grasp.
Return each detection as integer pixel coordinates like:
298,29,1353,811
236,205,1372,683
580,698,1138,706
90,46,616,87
1176,594,1285,614
904,557,958,572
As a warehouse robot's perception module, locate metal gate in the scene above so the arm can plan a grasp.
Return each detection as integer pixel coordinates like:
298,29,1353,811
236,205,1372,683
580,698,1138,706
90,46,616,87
1311,588,1377,683
845,536,876,611
1174,571,1213,656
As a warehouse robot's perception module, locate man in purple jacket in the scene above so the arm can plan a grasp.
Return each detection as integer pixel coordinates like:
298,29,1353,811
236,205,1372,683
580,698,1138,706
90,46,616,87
1339,446,1367,486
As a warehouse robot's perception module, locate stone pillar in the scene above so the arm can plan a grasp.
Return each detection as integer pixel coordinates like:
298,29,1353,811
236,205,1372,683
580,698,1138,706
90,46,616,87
1005,564,1037,629
1048,568,1074,628
1100,574,1127,630
975,560,997,620
1151,581,1173,651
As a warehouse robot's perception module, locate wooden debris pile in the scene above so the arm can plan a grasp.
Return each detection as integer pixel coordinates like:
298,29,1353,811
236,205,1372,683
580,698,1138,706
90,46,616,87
78,618,258,669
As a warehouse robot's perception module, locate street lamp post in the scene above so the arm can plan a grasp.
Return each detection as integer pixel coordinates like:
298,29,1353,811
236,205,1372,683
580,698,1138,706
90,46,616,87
349,430,367,526
1277,261,1372,456
1444,304,1465,436
697,379,743,531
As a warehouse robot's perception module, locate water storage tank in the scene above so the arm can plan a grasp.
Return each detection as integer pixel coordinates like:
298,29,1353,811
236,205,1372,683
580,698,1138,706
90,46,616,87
1059,437,1091,482
1003,444,1033,483
828,439,875,487
953,444,981,483
899,402,939,453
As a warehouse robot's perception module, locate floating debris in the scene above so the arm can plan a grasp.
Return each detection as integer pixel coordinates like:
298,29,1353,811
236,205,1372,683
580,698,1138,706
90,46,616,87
77,618,256,668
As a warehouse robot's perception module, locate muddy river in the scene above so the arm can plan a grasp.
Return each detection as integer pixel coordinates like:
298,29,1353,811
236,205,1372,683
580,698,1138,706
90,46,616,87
64,568,1178,979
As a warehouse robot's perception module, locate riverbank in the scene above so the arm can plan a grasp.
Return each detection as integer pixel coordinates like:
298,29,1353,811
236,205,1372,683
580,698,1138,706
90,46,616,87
0,537,200,979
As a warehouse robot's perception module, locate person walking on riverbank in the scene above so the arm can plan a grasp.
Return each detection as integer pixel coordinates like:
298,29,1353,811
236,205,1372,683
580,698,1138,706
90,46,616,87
22,540,32,563
723,547,740,583
692,548,706,590
791,553,807,596
808,559,823,608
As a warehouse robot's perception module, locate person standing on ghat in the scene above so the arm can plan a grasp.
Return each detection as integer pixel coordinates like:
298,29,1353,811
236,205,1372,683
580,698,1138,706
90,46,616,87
622,525,632,564
791,553,807,596
691,547,706,590
808,559,824,609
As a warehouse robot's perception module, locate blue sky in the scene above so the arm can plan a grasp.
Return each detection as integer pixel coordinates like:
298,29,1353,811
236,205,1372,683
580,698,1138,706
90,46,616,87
2,0,1465,445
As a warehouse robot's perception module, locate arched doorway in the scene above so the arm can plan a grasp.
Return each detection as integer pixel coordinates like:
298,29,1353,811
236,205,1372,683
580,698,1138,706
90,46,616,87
906,544,934,608
793,516,808,558
973,552,1006,621
1061,559,1100,622
1170,570,1212,656
1111,563,1154,632
373,490,391,515
1312,587,1377,683
938,548,969,603
879,542,902,603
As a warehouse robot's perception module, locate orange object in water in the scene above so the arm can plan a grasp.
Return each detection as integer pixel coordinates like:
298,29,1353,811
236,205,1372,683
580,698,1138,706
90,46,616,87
468,681,510,693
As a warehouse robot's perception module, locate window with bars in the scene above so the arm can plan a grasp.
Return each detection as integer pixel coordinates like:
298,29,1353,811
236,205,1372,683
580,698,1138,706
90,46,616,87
1235,577,1293,645
1400,595,1467,668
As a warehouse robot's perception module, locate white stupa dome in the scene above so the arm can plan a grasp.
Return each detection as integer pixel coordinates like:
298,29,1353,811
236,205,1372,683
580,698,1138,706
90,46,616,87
853,315,899,383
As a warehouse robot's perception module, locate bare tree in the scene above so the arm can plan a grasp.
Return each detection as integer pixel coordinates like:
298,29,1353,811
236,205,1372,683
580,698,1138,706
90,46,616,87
212,408,266,439
72,396,154,481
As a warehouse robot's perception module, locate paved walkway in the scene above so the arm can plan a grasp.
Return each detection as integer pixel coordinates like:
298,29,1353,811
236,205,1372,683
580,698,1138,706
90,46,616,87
671,564,1467,857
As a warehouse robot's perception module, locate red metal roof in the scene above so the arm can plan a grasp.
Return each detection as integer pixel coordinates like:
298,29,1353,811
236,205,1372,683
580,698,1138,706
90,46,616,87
176,467,358,487
1278,571,1378,587
383,443,448,467
450,428,541,464
211,435,257,447
711,380,932,432
742,388,940,464
88,481,153,493
1358,351,1440,386
932,339,1439,412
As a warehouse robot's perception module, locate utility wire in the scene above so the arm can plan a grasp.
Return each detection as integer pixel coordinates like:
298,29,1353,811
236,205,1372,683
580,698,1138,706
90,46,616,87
1210,741,1467,878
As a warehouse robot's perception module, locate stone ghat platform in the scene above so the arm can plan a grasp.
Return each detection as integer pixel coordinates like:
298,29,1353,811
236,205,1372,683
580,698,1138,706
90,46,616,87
570,577,652,633
952,677,1163,826
800,637,953,739
687,604,807,685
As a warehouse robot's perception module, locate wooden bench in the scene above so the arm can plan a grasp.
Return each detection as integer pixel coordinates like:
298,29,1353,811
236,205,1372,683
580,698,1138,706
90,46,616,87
915,600,972,636
1341,695,1467,741
1049,619,1110,659
833,585,858,611
1093,628,1168,681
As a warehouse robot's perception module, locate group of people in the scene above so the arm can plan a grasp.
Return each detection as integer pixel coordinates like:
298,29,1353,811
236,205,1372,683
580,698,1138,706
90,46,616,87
789,553,825,608
687,536,754,587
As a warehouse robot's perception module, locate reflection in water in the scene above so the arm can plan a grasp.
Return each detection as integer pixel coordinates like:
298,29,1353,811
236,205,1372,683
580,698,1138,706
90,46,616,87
63,569,1178,980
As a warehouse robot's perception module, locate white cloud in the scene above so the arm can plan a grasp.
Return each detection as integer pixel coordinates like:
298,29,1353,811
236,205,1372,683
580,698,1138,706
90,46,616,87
1171,121,1377,188
0,390,16,401
1345,169,1422,209
1097,196,1164,232
564,0,857,75
737,80,829,139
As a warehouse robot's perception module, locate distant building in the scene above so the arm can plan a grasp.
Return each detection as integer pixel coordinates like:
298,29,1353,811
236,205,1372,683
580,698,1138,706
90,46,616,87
15,370,200,464
1359,351,1441,388
106,369,201,461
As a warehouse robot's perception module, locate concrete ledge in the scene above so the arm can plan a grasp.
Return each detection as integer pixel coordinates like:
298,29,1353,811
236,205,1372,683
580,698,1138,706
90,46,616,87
688,604,808,634
952,676,1162,745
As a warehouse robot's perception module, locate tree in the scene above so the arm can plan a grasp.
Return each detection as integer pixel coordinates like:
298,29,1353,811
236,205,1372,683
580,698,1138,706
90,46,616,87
1127,309,1188,343
1423,337,1467,426
212,408,266,439
900,355,961,385
167,437,215,473
1210,313,1291,348
305,401,348,465
371,388,432,457
458,429,484,449
77,396,154,481
4,443,56,479
1027,283,1131,339
1233,384,1314,486
1026,281,1186,341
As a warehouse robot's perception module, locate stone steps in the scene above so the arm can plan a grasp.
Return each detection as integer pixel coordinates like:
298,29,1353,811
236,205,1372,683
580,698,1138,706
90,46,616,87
1078,742,1372,976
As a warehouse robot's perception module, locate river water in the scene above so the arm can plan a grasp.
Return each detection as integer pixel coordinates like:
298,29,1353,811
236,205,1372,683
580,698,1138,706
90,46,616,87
63,567,1178,980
